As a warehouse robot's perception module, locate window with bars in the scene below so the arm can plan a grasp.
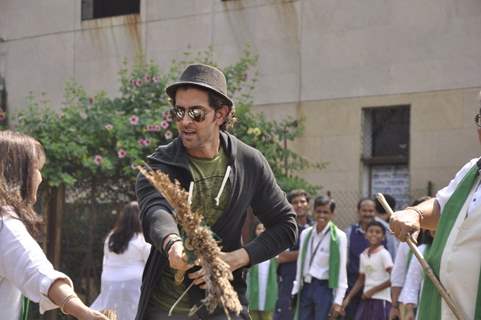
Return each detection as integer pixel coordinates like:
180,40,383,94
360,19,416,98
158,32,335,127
81,0,140,20
362,105,410,209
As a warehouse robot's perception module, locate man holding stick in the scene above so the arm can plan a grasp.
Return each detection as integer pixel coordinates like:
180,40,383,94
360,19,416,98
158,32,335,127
135,63,297,320
389,91,481,319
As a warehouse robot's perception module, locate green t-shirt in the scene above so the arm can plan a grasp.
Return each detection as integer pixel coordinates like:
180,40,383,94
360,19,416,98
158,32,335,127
150,148,231,315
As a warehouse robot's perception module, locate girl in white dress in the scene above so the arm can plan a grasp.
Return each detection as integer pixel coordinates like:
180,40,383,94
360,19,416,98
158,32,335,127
91,201,151,320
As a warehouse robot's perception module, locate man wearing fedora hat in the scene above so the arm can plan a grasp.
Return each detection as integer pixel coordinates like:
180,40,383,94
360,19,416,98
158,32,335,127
135,63,297,320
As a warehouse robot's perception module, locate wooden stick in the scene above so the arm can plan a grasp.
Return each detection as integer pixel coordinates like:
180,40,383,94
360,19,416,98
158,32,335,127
376,193,464,320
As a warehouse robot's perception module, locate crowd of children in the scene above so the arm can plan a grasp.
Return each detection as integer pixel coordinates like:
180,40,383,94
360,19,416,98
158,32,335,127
247,190,433,320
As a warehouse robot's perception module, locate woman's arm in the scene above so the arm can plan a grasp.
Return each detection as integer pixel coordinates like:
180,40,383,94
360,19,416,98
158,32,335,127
47,279,108,320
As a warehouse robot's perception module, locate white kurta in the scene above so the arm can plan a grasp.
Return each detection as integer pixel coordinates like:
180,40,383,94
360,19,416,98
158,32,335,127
90,233,151,320
391,242,410,288
435,157,481,319
0,207,73,320
399,244,427,306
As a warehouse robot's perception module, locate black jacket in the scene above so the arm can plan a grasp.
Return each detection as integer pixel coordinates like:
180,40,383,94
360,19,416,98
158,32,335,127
135,131,297,319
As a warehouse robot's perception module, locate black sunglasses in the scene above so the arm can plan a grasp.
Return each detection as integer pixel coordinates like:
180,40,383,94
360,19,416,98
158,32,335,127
170,106,208,122
475,114,481,128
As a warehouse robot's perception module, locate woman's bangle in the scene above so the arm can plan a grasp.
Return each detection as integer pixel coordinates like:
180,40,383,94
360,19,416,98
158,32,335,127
59,293,79,315
406,206,424,220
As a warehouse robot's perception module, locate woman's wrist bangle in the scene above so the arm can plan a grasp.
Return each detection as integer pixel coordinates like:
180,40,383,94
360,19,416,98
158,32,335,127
406,206,424,220
59,293,79,315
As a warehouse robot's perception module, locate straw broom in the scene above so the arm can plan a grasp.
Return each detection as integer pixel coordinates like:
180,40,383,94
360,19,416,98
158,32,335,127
138,166,242,317
101,309,117,320
376,193,463,320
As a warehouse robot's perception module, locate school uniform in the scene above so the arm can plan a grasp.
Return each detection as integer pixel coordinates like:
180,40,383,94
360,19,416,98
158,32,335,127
292,222,348,320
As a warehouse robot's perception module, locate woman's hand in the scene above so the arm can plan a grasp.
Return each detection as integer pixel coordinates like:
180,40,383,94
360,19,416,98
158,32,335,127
79,308,110,320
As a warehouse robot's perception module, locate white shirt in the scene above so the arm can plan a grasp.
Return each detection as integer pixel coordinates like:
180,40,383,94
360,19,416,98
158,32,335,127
390,242,410,287
257,259,271,311
91,233,151,320
399,244,427,306
359,246,393,302
0,207,73,320
436,157,481,216
297,224,348,305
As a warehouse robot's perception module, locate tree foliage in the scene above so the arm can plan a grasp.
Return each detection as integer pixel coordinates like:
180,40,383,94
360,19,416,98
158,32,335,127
16,49,322,200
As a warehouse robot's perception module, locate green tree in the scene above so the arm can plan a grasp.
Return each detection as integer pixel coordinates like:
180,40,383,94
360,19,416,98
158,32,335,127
14,49,323,308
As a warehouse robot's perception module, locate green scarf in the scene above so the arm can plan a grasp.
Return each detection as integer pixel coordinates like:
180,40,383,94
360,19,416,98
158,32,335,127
418,163,481,319
247,258,278,312
294,221,340,320
19,296,29,320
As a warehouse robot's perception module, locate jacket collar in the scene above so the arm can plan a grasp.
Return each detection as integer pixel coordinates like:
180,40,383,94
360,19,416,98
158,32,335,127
147,131,237,169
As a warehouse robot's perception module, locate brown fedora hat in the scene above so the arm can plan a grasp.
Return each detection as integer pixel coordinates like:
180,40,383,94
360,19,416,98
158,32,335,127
165,63,234,107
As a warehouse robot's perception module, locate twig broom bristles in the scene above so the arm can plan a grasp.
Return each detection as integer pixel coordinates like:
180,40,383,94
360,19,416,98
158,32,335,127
138,166,242,317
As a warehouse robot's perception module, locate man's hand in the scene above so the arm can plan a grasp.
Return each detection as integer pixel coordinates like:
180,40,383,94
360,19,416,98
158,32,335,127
168,242,193,272
188,267,207,289
219,248,250,272
329,303,343,319
389,305,401,320
187,248,250,289
405,304,416,320
389,209,421,242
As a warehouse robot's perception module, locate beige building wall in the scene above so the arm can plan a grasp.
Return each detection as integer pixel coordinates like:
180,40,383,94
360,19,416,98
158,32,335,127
255,87,481,227
1,0,481,225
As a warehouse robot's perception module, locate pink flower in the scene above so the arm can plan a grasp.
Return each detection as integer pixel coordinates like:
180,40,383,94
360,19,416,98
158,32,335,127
166,113,173,122
130,79,136,86
0,112,6,121
152,76,160,83
129,115,139,125
161,120,169,129
143,75,151,82
94,155,103,166
164,130,173,140
117,149,127,159
146,124,161,132
104,124,113,130
162,110,170,118
138,138,151,147
135,79,143,87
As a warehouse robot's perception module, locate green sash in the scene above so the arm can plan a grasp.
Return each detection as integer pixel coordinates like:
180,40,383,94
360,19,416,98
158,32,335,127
418,163,481,319
247,258,279,312
294,222,340,320
19,296,29,320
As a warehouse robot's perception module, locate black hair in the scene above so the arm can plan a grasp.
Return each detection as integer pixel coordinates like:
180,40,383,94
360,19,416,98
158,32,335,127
108,201,142,254
313,195,336,212
287,189,310,203
170,85,236,131
375,194,396,213
357,197,375,210
417,229,434,245
366,220,386,235
410,196,432,207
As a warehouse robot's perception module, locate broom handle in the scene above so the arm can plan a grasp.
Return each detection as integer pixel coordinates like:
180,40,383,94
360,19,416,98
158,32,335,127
375,193,464,320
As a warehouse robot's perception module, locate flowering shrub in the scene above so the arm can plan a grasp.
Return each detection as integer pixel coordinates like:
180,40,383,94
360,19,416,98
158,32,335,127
16,49,321,202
